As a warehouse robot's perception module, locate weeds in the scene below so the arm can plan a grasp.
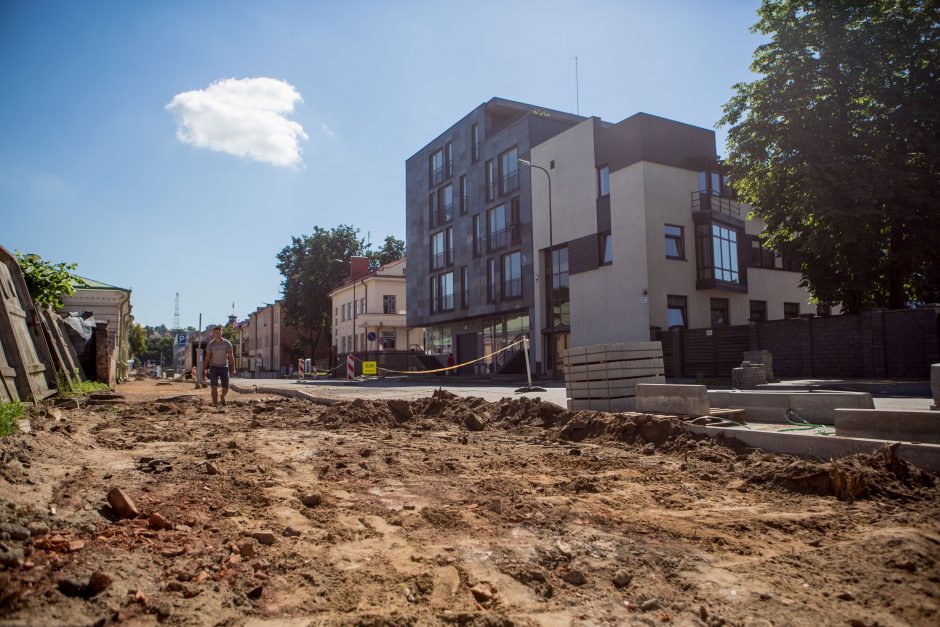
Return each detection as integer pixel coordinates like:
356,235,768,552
0,400,24,436
56,376,110,398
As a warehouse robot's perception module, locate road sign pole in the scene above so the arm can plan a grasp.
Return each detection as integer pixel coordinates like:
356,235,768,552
195,313,203,388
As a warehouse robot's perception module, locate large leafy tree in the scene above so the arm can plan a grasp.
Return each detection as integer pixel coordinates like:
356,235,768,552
721,0,940,311
276,225,368,358
128,323,147,357
368,235,405,270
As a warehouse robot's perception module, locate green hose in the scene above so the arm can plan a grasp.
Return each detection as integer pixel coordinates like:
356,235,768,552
781,408,834,435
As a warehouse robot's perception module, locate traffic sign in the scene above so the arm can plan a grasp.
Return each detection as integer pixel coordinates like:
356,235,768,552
367,331,377,342
177,334,186,346
362,361,377,375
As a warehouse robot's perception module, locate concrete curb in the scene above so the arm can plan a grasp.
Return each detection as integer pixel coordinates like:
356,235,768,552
229,383,340,406
682,422,940,473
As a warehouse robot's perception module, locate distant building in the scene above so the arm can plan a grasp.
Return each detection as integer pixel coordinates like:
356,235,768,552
60,277,133,383
330,257,422,359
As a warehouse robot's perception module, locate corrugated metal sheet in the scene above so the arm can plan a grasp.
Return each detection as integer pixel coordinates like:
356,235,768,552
568,234,599,275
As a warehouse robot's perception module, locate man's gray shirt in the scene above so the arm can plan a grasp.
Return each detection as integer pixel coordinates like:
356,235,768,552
205,338,233,368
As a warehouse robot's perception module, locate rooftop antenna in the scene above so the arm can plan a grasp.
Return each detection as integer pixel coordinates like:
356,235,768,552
173,292,181,331
575,56,580,115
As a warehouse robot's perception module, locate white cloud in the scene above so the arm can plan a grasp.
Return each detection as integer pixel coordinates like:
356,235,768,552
166,77,308,168
320,123,335,137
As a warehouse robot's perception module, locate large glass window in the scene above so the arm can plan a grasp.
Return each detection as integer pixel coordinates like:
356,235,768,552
487,204,507,250
445,226,454,265
710,298,729,327
440,272,454,311
696,224,740,284
482,314,529,371
445,142,453,178
429,149,444,186
459,175,467,215
498,147,518,195
430,231,446,270
502,251,522,299
487,258,497,303
425,326,453,355
461,266,469,308
429,277,438,313
381,329,396,350
665,224,685,259
439,184,454,222
598,165,610,197
667,295,687,329
547,247,570,328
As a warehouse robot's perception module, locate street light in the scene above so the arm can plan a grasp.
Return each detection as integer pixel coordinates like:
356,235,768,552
518,158,556,379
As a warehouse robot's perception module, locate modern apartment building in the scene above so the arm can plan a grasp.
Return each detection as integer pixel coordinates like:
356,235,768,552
405,98,585,372
330,256,422,356
527,113,821,370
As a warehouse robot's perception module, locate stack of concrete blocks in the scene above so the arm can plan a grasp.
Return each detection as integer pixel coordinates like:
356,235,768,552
636,384,710,416
732,361,767,389
564,341,665,412
743,350,774,381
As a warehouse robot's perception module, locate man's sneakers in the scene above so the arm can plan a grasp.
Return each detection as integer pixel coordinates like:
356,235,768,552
220,399,226,406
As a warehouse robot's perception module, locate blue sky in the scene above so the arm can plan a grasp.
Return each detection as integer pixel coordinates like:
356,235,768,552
0,0,763,327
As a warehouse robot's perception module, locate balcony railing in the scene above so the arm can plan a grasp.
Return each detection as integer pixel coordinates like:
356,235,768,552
487,224,521,251
691,191,742,219
499,171,519,196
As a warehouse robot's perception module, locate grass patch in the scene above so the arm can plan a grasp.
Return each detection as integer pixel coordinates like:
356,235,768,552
57,378,111,398
0,400,24,436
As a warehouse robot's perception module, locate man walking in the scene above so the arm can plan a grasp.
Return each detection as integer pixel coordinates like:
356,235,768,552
203,325,236,406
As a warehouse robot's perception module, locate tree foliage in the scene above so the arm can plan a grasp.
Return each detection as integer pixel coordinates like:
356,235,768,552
276,225,369,357
128,323,147,357
368,236,405,270
138,335,174,365
721,0,940,311
15,252,87,310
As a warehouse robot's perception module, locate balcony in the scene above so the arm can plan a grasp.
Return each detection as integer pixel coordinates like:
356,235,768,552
487,224,521,251
691,191,744,224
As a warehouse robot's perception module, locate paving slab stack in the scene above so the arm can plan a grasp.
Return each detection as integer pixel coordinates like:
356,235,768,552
563,341,665,412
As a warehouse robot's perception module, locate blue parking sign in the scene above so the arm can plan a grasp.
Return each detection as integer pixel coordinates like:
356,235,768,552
177,334,187,346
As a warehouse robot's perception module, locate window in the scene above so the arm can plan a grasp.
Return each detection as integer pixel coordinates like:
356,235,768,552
696,223,740,284
547,247,570,327
383,295,397,314
445,142,453,178
710,298,730,327
502,251,522,299
487,258,497,303
749,235,799,271
498,147,519,195
665,224,685,259
749,300,767,322
340,304,345,322
353,299,359,316
430,231,446,270
430,277,438,313
461,266,469,308
598,165,610,197
599,232,613,265
471,123,479,162
439,184,454,222
667,295,687,329
335,306,338,320
445,226,454,265
360,297,366,314
429,149,444,186
472,215,482,256
784,302,800,319
440,272,454,311
428,193,436,229
487,204,506,250
459,175,467,215
381,329,396,350
485,160,495,201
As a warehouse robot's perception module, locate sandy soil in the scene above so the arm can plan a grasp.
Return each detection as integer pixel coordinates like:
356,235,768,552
0,380,938,627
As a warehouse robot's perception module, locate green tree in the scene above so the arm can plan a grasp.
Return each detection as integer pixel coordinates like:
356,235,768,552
276,225,368,358
368,235,405,270
15,252,87,310
129,323,147,357
721,0,940,311
139,335,174,365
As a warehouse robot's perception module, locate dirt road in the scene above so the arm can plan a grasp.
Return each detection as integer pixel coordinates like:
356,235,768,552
0,380,937,626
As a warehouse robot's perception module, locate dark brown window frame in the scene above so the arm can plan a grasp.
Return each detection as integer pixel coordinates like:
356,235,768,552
710,298,730,328
598,231,613,265
749,299,767,322
597,164,610,198
664,224,685,260
784,302,800,319
666,295,688,329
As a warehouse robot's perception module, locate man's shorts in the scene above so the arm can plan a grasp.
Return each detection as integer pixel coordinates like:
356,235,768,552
208,366,229,389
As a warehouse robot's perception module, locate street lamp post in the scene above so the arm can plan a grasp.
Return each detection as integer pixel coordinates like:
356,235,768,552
518,158,555,378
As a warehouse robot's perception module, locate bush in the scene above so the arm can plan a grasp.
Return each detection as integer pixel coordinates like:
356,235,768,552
0,401,24,436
